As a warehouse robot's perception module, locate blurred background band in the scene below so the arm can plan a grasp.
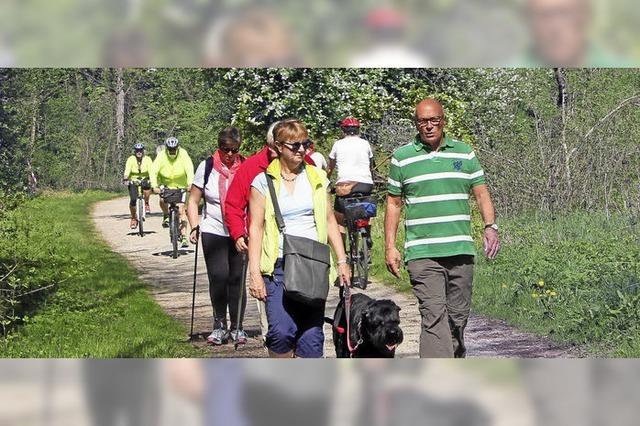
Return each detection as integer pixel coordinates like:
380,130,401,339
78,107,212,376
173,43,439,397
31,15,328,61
5,360,640,426
0,0,636,67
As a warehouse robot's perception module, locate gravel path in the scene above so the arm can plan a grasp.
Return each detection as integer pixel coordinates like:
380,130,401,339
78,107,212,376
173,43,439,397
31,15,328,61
93,196,579,358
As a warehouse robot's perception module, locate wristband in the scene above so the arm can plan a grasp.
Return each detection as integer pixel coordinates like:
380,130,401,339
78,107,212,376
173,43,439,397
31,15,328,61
337,259,348,265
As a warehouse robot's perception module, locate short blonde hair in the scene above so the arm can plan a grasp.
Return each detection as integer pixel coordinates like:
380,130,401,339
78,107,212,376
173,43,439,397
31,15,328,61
273,119,308,144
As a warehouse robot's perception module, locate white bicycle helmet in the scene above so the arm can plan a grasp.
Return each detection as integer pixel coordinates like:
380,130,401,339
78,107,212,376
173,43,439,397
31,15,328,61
165,137,179,148
133,143,145,151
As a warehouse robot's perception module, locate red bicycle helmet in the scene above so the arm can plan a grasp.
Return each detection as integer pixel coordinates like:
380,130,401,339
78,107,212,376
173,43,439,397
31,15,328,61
365,7,407,30
340,117,361,128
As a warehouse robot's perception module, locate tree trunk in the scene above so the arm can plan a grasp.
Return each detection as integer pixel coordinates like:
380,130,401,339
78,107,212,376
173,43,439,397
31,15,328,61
115,68,126,169
26,97,38,194
554,68,572,201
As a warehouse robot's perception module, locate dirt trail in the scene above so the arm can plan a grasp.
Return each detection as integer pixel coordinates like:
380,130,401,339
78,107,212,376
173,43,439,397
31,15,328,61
93,196,578,358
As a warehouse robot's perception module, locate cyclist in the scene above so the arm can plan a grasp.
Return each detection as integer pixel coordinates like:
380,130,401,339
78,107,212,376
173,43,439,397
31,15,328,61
123,143,153,229
327,117,375,229
150,136,195,248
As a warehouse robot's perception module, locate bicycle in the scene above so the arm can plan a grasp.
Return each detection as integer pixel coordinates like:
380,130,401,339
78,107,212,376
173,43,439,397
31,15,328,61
129,178,148,237
342,194,377,290
160,187,186,259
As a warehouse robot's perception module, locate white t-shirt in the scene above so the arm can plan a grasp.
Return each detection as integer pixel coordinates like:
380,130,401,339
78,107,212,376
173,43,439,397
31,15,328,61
252,169,328,257
193,160,230,237
309,151,327,170
351,45,431,68
328,136,374,184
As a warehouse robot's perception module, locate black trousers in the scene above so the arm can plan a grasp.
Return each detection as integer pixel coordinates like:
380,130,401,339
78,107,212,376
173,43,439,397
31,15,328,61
201,232,247,329
127,179,150,207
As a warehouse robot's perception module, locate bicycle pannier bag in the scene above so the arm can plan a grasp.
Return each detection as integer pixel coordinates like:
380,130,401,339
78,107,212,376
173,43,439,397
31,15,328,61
344,197,377,221
162,189,184,204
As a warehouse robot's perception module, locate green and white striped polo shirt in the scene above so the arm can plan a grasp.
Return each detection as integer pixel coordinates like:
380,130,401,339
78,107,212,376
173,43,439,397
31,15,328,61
388,135,485,262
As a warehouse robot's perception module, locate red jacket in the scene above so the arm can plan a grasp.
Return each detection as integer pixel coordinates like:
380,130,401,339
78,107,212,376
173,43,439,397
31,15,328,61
224,146,315,241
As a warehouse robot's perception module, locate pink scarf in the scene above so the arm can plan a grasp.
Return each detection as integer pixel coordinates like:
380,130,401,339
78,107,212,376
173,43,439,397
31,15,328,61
213,150,244,217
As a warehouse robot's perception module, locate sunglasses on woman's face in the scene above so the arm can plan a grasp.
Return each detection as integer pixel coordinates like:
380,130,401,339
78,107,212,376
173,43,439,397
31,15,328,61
281,140,312,152
219,146,240,154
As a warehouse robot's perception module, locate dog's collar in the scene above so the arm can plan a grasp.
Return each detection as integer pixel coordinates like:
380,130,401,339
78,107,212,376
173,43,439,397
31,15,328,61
348,322,363,356
347,319,363,355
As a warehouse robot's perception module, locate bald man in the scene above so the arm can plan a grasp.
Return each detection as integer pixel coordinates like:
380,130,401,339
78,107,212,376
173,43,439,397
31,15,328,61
521,0,627,67
384,99,500,358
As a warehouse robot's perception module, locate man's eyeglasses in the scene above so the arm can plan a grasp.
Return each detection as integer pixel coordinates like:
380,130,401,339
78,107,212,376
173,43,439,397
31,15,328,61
416,116,444,127
281,140,312,152
219,146,240,154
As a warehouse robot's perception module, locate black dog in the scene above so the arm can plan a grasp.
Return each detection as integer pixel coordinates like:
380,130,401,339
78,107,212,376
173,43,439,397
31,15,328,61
331,293,403,358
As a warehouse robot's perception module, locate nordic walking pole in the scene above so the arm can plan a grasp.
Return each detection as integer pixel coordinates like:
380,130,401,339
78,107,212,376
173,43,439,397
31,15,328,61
189,225,200,342
235,246,249,351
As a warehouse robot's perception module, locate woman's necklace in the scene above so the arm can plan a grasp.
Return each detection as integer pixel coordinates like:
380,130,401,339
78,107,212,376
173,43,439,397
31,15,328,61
280,172,297,182
281,166,302,182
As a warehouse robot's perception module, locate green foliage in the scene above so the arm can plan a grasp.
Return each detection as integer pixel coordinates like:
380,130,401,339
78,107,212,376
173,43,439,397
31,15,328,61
472,211,640,356
0,192,207,357
222,69,473,149
4,67,639,218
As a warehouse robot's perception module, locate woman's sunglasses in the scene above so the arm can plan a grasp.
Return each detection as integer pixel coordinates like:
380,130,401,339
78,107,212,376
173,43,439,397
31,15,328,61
219,146,240,154
281,140,312,152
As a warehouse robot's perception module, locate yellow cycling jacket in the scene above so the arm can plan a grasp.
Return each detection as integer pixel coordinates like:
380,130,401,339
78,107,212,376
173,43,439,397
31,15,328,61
123,155,153,180
150,147,194,189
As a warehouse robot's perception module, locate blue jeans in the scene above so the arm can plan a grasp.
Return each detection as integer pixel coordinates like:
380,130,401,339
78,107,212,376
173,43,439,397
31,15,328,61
263,259,325,358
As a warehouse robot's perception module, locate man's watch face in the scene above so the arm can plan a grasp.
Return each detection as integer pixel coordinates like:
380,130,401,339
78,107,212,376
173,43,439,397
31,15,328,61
486,224,499,231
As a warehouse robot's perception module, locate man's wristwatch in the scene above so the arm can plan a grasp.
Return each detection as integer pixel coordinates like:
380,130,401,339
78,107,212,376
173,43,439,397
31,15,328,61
484,223,499,231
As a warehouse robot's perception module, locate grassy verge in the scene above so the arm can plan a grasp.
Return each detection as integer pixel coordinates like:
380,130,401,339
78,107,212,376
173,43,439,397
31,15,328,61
370,207,640,357
0,191,208,357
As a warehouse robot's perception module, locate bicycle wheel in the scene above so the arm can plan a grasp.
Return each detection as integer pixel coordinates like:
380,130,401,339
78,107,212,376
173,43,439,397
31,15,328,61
170,209,179,259
137,198,144,237
355,231,369,289
349,229,368,289
168,209,174,241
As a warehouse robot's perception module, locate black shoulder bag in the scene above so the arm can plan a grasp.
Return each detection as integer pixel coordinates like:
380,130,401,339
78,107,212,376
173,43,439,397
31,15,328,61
265,172,330,306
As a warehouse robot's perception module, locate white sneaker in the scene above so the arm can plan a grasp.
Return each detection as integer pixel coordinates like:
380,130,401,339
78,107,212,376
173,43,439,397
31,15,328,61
207,327,229,345
230,329,248,345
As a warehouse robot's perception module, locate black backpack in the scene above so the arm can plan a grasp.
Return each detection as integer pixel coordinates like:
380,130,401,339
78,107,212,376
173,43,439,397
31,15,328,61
203,155,214,189
199,156,214,217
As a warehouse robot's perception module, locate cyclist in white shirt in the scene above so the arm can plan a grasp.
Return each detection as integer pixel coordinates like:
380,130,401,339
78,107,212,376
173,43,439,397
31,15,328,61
327,117,375,223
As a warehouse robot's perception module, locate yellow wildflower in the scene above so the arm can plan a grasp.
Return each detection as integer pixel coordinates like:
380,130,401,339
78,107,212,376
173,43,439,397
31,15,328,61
538,280,545,287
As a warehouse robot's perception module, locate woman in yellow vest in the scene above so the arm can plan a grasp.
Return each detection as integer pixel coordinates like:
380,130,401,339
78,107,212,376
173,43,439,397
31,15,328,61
247,119,349,358
123,143,153,229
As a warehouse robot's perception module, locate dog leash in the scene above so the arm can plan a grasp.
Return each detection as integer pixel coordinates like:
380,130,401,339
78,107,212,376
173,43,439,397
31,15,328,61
344,283,362,356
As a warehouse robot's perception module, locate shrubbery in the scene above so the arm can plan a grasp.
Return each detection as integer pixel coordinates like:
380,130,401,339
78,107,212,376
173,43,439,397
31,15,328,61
1,192,208,356
0,192,88,337
473,212,640,356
